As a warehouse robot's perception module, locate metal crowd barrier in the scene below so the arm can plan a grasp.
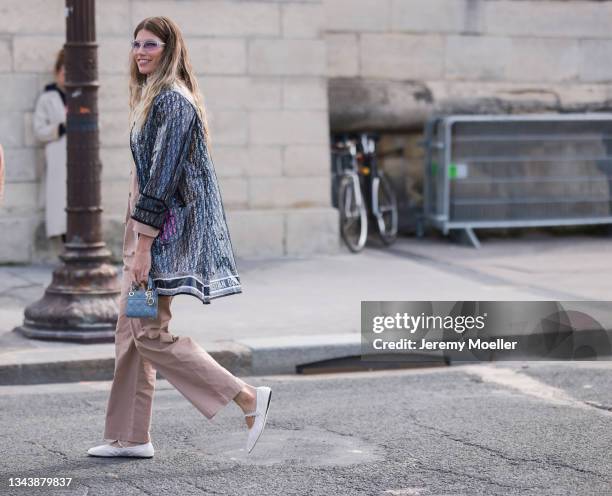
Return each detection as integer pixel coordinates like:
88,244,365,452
422,114,612,247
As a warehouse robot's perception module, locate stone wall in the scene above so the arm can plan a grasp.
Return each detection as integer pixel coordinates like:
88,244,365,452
0,0,339,263
2,0,612,263
325,0,612,132
324,0,612,234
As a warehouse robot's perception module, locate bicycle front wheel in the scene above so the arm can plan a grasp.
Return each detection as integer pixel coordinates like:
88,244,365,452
338,175,368,253
374,173,398,245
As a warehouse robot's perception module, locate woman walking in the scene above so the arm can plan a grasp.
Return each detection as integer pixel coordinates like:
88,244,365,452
88,16,271,458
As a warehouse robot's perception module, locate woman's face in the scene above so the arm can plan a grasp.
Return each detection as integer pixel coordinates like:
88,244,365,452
55,65,65,88
133,29,165,76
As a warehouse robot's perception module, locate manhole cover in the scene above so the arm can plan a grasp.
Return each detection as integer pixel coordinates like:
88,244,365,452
195,426,385,467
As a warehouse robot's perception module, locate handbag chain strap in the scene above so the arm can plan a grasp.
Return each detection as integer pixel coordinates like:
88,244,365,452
128,277,156,305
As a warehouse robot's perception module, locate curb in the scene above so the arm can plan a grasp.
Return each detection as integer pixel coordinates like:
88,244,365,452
0,340,251,386
0,334,368,386
4,328,606,386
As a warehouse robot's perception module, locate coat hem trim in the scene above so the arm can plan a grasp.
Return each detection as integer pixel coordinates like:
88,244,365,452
156,284,242,305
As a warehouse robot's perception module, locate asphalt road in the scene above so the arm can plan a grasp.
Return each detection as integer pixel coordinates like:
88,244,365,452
1,362,612,496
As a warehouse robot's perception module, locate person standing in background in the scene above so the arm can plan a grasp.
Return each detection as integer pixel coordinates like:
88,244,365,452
33,48,67,242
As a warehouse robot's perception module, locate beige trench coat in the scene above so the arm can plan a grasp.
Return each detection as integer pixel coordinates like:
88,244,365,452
33,84,67,238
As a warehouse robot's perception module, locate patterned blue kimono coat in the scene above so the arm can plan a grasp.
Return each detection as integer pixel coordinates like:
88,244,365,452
129,87,242,304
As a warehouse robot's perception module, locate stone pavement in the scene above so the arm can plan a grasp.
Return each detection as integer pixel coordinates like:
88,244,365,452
0,233,611,384
2,362,612,495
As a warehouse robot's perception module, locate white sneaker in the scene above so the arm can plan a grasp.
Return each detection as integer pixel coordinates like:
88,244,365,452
245,386,272,454
87,441,154,458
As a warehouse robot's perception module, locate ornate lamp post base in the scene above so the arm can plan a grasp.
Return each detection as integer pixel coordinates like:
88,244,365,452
15,246,120,343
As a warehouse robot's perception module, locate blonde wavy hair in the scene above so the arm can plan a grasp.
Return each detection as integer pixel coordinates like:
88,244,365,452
128,16,211,146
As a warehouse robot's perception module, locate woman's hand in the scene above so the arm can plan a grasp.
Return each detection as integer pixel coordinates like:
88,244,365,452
131,233,155,285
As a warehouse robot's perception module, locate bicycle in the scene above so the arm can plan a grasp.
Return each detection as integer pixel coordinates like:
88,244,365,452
331,132,399,252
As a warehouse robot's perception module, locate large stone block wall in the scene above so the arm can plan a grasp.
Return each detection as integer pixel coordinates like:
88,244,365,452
0,0,339,263
3,0,612,263
323,0,612,235
325,0,612,131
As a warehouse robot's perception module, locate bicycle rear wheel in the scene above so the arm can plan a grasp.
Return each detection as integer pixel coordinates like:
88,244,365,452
374,173,398,245
338,175,368,253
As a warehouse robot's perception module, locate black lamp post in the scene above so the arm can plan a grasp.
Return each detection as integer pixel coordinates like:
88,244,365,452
15,0,120,342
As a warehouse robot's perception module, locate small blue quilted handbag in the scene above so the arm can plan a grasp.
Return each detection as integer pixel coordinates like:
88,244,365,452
126,275,158,319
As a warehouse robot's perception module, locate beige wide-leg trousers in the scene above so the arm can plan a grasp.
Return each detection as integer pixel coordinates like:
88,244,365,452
103,256,247,444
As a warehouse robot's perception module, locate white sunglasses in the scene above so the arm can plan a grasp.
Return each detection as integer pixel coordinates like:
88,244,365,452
131,39,166,51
